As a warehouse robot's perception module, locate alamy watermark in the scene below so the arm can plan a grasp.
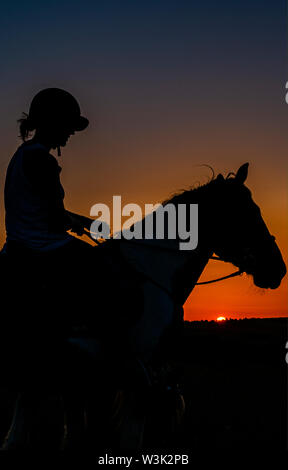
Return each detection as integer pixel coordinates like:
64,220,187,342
89,196,198,251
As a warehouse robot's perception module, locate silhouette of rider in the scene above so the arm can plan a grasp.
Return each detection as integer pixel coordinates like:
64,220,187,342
4,88,91,254
3,88,95,340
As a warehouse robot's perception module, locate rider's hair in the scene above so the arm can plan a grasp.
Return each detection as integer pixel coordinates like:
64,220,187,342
17,113,36,141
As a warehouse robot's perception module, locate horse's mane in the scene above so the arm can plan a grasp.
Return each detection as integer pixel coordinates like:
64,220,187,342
162,179,214,207
162,168,251,207
94,168,250,245
162,168,217,206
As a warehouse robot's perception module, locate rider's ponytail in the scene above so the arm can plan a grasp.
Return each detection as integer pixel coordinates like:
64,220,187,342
18,113,36,141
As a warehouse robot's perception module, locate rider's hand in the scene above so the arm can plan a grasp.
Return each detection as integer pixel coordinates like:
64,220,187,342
68,214,85,236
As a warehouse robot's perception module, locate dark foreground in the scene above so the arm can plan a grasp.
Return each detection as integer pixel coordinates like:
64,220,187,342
175,317,287,450
0,317,287,451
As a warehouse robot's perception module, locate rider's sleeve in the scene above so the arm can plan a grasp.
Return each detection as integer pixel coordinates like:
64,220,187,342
22,147,72,233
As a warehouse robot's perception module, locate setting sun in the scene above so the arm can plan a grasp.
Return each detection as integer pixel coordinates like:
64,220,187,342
216,316,226,322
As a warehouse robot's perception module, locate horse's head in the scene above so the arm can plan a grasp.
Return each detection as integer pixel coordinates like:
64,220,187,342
209,163,286,289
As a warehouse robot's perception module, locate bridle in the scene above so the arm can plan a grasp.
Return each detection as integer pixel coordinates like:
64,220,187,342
86,230,243,286
195,256,242,285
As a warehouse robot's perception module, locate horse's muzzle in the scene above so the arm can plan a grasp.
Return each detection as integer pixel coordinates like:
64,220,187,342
253,258,286,289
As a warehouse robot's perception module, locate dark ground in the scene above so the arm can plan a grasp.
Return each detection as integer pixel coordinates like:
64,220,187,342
173,317,288,450
0,317,287,451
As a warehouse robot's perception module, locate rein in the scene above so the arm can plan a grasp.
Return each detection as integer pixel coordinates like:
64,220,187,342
85,230,243,287
195,256,242,285
195,267,242,285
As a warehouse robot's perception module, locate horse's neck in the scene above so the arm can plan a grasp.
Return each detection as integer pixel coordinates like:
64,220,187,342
119,239,183,291
119,188,214,303
119,238,211,303
172,247,212,305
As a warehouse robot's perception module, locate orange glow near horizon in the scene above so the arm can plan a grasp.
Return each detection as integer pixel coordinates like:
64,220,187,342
216,316,227,322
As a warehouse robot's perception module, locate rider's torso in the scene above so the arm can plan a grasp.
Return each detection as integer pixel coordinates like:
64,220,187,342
4,141,73,251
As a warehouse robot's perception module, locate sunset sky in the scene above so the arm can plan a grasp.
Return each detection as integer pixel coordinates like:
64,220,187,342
0,1,287,320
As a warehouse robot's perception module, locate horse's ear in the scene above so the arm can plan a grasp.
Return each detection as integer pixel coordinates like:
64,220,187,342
216,173,224,181
235,163,249,184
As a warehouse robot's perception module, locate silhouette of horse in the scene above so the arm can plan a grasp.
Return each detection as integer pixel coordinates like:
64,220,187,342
1,163,286,449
